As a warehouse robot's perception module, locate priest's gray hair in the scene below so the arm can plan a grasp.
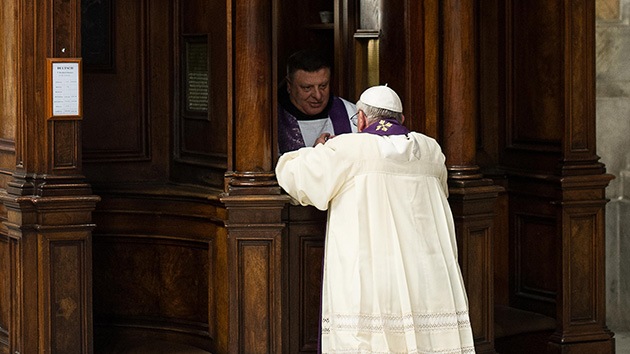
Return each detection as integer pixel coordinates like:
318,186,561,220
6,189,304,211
356,100,403,125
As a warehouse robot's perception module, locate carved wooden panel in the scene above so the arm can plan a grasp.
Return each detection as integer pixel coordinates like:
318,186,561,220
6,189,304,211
82,0,150,163
499,0,566,174
513,212,558,316
47,0,84,176
81,0,229,187
223,196,286,354
237,240,273,352
0,236,10,354
0,231,16,354
0,0,17,175
508,178,558,318
509,0,563,149
43,234,91,354
92,189,224,352
52,0,80,56
492,185,510,306
81,0,182,187
233,0,274,172
285,205,326,353
51,120,80,172
81,0,114,71
567,213,597,321
93,236,211,339
461,224,493,345
564,0,598,163
449,185,500,354
171,0,229,188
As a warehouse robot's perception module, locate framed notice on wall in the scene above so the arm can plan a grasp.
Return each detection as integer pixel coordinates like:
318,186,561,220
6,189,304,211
46,58,83,119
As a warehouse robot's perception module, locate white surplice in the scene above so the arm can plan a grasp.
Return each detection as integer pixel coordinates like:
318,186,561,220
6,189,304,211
276,131,476,354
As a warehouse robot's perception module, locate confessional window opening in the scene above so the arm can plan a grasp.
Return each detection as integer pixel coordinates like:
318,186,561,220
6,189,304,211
182,35,210,120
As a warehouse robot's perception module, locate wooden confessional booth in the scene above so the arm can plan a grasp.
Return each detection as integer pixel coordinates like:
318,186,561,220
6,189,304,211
0,0,617,353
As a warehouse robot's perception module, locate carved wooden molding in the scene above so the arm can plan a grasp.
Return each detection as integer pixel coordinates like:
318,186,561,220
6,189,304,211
0,190,99,354
221,192,289,354
546,173,615,351
449,181,503,354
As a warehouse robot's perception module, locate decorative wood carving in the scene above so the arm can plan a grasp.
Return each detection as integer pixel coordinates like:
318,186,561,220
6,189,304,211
440,1,502,352
91,187,225,352
221,193,289,354
0,191,99,354
0,1,100,353
0,1,616,354
496,0,615,352
82,0,151,164
284,205,326,353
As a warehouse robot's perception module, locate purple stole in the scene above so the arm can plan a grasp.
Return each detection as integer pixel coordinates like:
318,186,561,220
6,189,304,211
278,97,352,153
361,118,409,136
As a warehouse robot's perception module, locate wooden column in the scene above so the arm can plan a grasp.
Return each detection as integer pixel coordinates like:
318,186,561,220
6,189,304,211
442,1,501,353
220,0,289,353
0,0,99,353
546,1,615,352
221,184,289,354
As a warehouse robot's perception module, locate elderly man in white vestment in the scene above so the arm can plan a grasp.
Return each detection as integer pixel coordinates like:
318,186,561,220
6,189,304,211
275,85,476,353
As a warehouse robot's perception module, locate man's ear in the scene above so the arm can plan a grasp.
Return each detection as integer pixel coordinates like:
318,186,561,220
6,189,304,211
358,111,368,132
400,114,405,124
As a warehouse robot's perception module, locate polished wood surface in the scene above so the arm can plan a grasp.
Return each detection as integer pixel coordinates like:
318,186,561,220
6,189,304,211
0,0,615,353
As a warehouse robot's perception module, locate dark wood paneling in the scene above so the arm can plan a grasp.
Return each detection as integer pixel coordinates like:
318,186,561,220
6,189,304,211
478,0,502,168
52,0,80,56
222,193,287,354
0,193,99,354
0,236,10,353
492,183,510,306
239,241,272,352
513,213,558,315
285,205,326,353
82,0,175,186
82,0,150,163
46,236,91,354
92,188,225,352
468,227,493,344
449,185,500,354
379,1,440,138
509,0,563,149
494,1,613,351
94,237,210,322
499,1,564,174
51,120,80,171
171,0,229,188
0,0,17,175
233,0,274,172
379,0,408,108
508,177,559,318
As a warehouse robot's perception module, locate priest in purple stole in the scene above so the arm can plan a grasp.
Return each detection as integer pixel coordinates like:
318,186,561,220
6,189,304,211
278,50,357,154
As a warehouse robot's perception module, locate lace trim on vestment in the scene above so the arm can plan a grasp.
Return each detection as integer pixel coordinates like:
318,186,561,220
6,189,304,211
326,346,476,354
322,310,471,334
321,311,475,353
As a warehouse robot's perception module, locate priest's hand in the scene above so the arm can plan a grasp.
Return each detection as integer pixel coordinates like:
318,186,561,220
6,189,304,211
314,133,333,146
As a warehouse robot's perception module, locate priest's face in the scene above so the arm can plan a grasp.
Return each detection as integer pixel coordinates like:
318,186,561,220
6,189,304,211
287,68,331,116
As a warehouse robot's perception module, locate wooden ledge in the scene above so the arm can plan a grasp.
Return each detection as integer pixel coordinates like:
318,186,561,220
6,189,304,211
494,305,556,339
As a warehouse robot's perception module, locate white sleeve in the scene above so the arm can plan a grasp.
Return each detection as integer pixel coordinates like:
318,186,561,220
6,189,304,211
275,142,351,211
